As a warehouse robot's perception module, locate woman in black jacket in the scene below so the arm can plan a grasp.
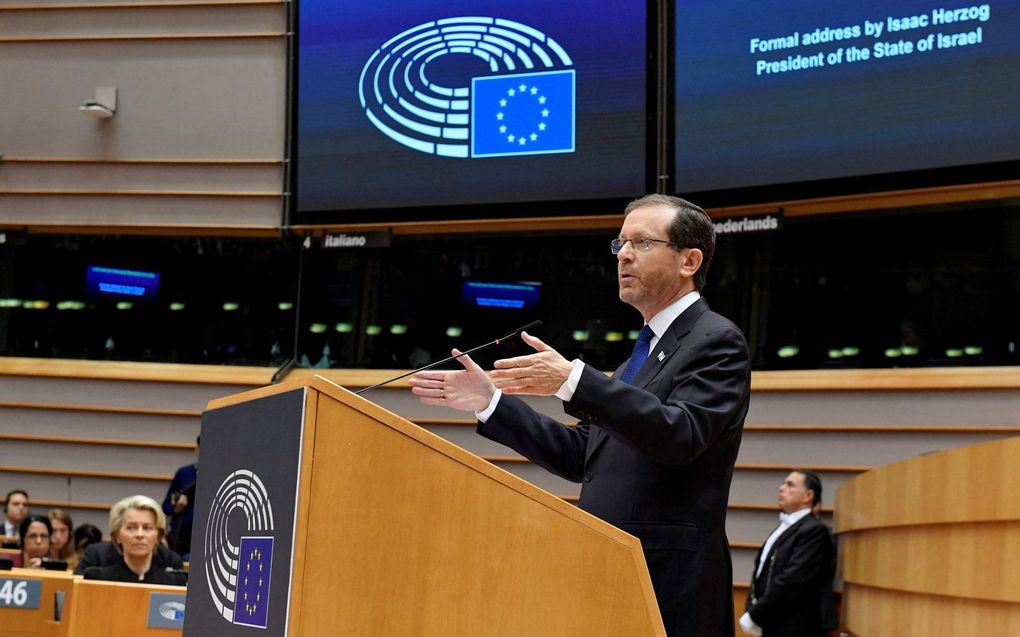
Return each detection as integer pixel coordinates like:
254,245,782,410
83,495,185,586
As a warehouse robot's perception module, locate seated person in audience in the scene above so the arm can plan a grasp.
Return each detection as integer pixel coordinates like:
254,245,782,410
75,517,182,575
19,514,52,569
3,489,30,539
47,509,77,570
162,435,199,559
73,523,102,555
740,470,837,637
81,495,186,585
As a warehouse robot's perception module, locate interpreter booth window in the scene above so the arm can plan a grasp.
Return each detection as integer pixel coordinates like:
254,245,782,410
2,204,1017,371
717,203,1020,369
296,231,632,372
0,235,298,366
297,204,1020,371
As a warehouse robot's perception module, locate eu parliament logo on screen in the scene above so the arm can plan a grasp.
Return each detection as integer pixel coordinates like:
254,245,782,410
358,16,576,159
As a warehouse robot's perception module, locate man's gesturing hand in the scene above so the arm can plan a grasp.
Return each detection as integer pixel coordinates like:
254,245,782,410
491,331,573,396
409,349,496,412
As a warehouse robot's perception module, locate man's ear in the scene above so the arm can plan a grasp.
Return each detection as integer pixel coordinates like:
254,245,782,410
678,248,703,280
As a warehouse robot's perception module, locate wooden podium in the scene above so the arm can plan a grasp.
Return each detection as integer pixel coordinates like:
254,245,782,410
183,376,665,636
836,436,1020,635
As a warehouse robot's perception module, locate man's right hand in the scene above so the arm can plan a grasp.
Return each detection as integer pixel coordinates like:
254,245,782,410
172,494,189,514
409,349,495,412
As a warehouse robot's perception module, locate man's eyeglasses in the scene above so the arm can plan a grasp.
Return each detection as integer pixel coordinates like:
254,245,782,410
611,237,681,254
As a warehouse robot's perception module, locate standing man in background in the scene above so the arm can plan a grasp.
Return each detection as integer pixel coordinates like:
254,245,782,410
3,489,30,538
162,436,199,559
740,470,837,636
411,194,751,636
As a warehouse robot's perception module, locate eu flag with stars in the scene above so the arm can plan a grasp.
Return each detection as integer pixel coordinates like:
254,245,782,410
471,69,575,158
234,536,274,629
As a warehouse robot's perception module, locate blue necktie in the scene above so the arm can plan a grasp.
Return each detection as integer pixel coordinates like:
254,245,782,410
620,324,654,384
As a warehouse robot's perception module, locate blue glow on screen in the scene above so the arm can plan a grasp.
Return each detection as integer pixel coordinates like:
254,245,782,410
296,0,647,212
674,0,1020,194
462,281,541,310
86,266,160,301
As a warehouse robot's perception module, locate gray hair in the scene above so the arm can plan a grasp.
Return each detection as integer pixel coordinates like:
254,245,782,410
624,194,716,290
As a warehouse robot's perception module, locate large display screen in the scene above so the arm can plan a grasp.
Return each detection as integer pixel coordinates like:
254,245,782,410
674,1,1020,202
296,0,649,219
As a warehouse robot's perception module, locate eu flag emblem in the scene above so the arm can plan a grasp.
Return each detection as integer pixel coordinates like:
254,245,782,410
234,537,273,629
471,70,576,158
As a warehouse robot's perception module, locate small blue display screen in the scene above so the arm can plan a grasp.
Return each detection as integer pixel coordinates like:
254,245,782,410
85,266,160,300
462,280,540,310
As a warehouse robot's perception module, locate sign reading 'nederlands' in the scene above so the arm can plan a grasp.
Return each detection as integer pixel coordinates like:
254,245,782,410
714,212,783,235
320,231,391,249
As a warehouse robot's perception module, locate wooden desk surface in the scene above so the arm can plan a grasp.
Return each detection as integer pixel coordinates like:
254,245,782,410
0,568,76,637
64,578,186,637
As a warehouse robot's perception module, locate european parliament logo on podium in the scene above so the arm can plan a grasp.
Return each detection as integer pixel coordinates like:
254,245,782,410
358,16,576,159
184,388,303,636
233,536,274,628
202,469,277,629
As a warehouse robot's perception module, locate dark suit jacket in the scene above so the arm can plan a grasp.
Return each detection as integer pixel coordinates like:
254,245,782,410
746,513,837,637
74,541,183,575
83,558,187,586
478,298,751,637
161,462,198,557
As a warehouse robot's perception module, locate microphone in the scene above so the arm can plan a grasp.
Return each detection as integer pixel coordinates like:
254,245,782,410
165,567,190,584
354,320,542,395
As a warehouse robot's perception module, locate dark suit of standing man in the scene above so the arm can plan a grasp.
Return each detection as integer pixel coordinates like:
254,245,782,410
741,470,837,637
411,194,751,637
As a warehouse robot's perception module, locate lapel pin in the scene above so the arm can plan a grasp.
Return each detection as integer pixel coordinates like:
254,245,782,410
657,351,665,362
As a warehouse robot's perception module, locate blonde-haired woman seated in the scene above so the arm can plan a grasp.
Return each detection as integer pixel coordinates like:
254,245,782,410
82,495,185,586
47,508,77,570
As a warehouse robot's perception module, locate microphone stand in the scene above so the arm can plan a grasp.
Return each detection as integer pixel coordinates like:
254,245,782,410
354,320,541,395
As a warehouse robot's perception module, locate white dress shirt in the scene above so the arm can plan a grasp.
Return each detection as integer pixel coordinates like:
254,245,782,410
755,507,813,578
740,507,813,635
476,291,702,421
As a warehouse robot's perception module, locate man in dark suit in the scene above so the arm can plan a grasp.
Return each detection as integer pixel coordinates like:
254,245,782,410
3,489,30,539
741,470,837,637
410,194,751,636
162,435,199,559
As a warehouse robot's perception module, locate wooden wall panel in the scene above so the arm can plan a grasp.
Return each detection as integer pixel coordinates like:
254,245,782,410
0,2,285,229
0,160,282,193
843,523,1020,603
844,584,1020,636
837,438,1020,635
836,437,1020,531
0,4,282,38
